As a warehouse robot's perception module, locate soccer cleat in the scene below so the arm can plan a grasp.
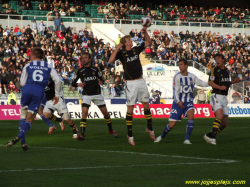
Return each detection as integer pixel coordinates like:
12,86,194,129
127,135,135,146
183,139,192,144
109,130,119,138
203,134,216,145
146,128,156,141
48,125,56,134
78,135,85,141
154,136,162,143
5,137,20,147
22,144,29,151
73,134,78,139
59,120,65,131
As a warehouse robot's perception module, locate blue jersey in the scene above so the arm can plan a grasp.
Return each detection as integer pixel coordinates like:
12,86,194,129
21,60,51,88
20,60,62,113
173,72,208,103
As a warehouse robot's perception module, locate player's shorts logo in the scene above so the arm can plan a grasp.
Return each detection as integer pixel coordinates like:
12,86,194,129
171,109,178,114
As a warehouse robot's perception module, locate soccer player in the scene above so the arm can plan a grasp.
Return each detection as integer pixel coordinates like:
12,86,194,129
42,77,79,138
71,52,118,141
154,59,209,144
109,26,155,146
5,47,62,151
204,54,240,145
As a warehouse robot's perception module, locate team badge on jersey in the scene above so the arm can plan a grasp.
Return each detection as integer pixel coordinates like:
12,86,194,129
93,71,95,75
210,76,215,81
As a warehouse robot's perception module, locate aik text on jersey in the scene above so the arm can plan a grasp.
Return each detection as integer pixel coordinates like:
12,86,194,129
71,66,103,95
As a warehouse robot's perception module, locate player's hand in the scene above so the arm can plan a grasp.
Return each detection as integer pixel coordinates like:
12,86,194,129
177,101,185,108
78,82,86,88
233,77,241,84
52,97,59,105
117,43,124,49
219,86,227,90
141,26,147,33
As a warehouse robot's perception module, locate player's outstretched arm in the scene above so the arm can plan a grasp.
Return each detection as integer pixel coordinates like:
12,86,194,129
141,26,152,47
231,77,240,84
50,68,63,98
20,64,29,87
194,76,209,87
209,81,227,90
109,43,123,64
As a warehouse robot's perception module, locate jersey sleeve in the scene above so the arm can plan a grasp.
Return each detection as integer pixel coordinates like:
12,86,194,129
71,69,81,87
173,75,181,103
209,68,216,82
135,43,145,53
115,50,122,61
50,68,63,97
20,64,28,87
194,75,209,87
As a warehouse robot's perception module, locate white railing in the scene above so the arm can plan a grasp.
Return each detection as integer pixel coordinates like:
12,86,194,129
1,14,250,30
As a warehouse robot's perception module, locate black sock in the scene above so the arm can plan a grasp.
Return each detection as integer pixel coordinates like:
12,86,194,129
104,116,113,131
144,109,153,131
49,114,62,122
126,113,133,137
210,118,222,138
69,121,78,134
80,117,87,136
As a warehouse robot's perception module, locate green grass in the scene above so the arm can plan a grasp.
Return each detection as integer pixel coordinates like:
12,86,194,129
0,118,249,187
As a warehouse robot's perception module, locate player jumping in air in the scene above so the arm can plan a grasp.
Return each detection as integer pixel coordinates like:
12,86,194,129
109,26,155,146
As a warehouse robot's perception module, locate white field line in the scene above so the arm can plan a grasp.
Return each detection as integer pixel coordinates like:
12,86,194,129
0,146,238,173
37,146,238,163
0,161,237,173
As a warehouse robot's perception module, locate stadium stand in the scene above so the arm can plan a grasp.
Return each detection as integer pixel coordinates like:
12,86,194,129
0,0,250,102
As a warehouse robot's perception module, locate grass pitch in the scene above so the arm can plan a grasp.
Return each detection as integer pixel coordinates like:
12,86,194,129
0,118,249,187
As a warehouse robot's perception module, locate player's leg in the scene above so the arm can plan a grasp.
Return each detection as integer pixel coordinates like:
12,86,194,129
43,107,58,134
204,95,224,145
124,81,137,145
78,104,89,141
138,78,155,140
38,105,55,128
64,114,79,138
98,104,119,138
155,102,182,143
142,102,155,141
43,100,64,130
184,109,195,144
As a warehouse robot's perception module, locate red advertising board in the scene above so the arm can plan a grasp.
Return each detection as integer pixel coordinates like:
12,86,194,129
0,105,21,120
133,104,215,118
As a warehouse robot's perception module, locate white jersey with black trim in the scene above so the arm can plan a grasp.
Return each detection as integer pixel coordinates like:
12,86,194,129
173,72,209,103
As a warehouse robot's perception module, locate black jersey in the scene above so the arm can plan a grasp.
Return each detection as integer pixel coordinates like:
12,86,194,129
44,77,56,101
115,44,145,80
71,65,103,96
209,67,231,96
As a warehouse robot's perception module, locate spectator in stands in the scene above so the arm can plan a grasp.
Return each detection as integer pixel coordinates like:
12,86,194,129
54,15,61,31
7,90,17,105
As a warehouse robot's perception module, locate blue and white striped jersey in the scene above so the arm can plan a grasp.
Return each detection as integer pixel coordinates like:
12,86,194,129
20,60,62,97
173,72,208,103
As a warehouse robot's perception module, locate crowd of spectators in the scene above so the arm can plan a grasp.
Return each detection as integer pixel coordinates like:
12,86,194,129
0,21,126,97
2,0,250,27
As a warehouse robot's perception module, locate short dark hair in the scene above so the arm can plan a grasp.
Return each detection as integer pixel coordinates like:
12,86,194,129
82,52,92,59
214,54,225,60
178,58,188,65
31,47,43,59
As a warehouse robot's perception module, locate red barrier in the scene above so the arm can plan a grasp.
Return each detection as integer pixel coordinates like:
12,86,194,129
0,105,21,120
133,104,215,118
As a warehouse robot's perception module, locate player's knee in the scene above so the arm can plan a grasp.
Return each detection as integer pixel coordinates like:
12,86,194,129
43,112,50,119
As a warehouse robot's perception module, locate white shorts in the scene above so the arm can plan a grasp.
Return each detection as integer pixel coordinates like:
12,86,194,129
44,97,68,115
210,94,229,115
124,78,150,105
82,94,105,106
